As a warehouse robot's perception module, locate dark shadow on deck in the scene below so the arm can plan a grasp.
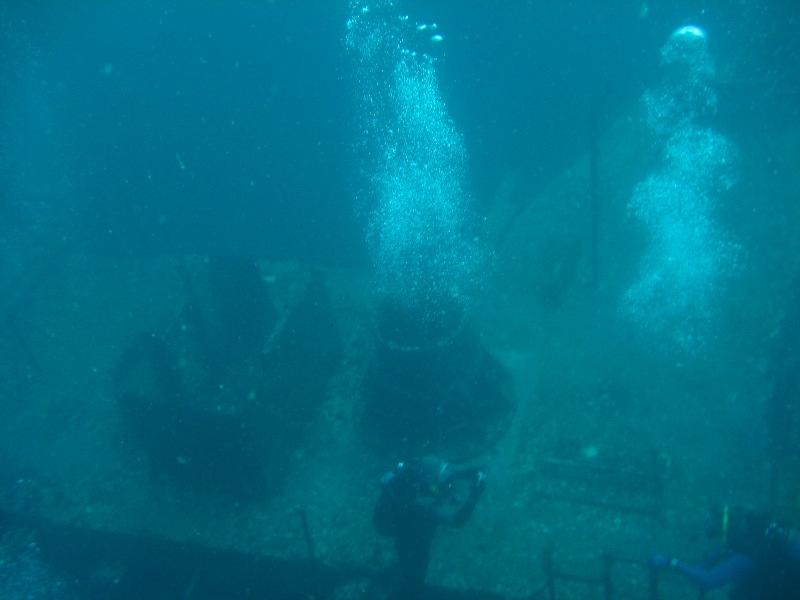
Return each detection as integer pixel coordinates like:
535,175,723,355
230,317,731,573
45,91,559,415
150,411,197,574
0,509,507,600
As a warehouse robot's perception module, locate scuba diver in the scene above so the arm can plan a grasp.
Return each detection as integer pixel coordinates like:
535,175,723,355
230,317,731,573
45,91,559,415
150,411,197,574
373,456,487,599
651,505,800,599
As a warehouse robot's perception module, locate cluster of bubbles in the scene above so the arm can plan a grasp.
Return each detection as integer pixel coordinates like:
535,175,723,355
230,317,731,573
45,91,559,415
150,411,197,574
622,26,739,353
346,1,480,319
0,534,74,599
643,25,718,136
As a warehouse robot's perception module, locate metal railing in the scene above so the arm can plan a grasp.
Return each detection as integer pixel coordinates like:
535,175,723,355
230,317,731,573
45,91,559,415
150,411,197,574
541,546,708,600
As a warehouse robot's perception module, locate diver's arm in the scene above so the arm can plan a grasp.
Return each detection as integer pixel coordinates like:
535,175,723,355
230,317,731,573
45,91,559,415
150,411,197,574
789,536,800,560
434,472,486,528
669,554,753,590
448,464,482,482
433,496,475,527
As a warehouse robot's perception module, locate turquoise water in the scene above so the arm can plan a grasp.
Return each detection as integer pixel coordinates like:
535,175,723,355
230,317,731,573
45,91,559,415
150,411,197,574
1,1,799,598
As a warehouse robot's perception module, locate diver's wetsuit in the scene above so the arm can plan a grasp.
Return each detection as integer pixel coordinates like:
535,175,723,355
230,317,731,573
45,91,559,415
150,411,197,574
657,527,800,599
374,457,485,599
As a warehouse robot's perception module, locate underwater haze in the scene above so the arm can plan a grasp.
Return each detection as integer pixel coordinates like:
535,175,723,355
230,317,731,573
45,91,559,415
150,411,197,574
1,1,799,599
